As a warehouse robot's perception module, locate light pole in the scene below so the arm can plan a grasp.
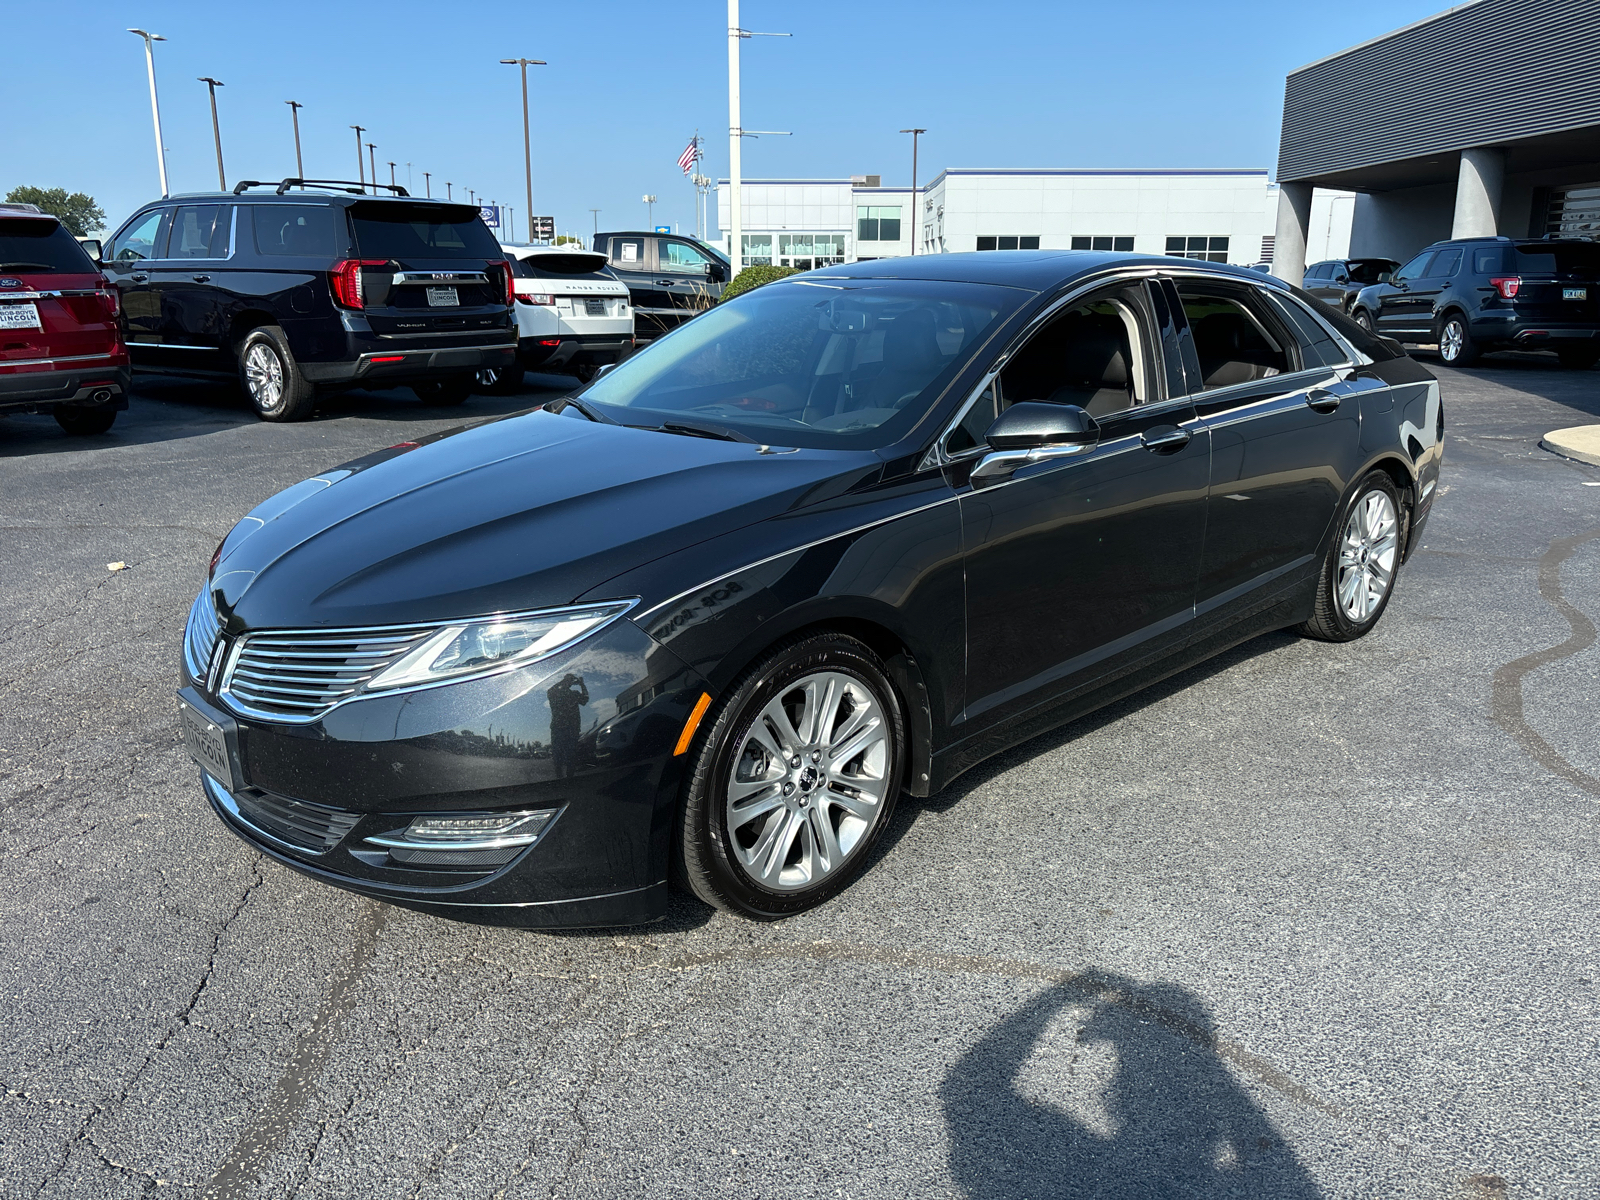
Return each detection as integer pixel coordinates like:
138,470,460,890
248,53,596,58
423,171,431,198
367,143,378,192
286,101,305,181
468,189,476,206
589,208,600,244
198,77,227,190
446,182,452,200
406,162,412,192
643,194,657,227
389,162,397,190
899,128,926,256
128,30,169,197
726,3,791,275
500,57,547,244
349,125,365,190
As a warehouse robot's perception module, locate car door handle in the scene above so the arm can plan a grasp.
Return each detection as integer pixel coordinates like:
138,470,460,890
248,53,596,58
1140,425,1192,453
131,274,148,283
192,274,211,283
655,279,675,286
1305,389,1341,413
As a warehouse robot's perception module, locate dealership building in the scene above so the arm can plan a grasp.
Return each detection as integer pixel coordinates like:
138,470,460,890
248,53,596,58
1273,0,1600,284
716,170,1297,271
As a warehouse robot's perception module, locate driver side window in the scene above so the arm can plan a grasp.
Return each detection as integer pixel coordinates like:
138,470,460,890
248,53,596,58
108,209,169,263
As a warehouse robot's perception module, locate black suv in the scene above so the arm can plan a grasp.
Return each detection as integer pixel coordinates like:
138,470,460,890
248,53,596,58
1302,258,1400,313
593,231,729,340
1349,236,1600,368
99,180,517,420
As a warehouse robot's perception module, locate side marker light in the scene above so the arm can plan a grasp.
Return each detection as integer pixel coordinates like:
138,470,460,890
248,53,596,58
674,692,714,756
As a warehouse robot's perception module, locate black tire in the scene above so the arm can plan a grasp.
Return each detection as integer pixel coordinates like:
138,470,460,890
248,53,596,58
678,632,906,919
1557,344,1600,370
474,363,524,394
412,374,475,406
1298,470,1404,643
53,406,116,436
1436,311,1480,367
238,326,317,422
1353,308,1375,333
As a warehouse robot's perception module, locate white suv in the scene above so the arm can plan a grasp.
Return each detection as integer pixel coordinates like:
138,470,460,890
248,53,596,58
482,244,633,390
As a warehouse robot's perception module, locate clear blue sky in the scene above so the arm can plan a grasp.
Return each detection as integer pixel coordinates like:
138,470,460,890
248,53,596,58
6,0,1450,241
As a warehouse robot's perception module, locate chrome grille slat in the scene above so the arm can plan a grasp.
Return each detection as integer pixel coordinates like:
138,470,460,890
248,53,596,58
183,588,226,683
220,623,437,723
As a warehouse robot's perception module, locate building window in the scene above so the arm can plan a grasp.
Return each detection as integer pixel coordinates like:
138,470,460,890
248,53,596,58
1166,236,1229,263
976,235,1040,251
856,206,901,241
777,233,846,270
1070,236,1134,252
740,233,772,267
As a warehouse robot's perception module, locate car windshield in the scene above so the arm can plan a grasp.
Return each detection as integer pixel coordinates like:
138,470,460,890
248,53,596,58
0,218,97,273
578,278,1019,449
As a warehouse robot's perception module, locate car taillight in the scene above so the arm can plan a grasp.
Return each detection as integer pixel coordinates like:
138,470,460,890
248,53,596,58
330,259,387,309
516,293,555,306
491,259,515,307
1491,276,1522,299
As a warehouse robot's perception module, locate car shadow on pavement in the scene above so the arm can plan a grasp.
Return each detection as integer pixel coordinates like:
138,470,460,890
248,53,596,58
942,973,1321,1199
1433,352,1600,420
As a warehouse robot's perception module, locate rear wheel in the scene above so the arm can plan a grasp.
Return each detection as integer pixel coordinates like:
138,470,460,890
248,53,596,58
1436,312,1479,367
238,326,317,421
1557,344,1600,370
412,374,475,406
53,406,117,436
678,633,905,919
1298,471,1403,643
474,364,523,394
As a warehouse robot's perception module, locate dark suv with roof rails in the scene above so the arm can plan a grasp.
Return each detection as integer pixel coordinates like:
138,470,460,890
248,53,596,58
99,179,517,420
1349,236,1600,368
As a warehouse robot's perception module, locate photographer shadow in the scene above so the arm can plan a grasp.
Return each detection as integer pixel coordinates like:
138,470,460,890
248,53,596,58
942,972,1321,1199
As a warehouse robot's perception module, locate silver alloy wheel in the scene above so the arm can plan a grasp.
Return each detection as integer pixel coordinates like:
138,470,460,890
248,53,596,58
244,342,285,410
1336,489,1399,623
475,366,502,389
1440,318,1465,362
725,670,890,891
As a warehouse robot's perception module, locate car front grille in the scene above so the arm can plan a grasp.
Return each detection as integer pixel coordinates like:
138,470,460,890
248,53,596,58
225,787,361,854
220,624,437,723
184,588,225,682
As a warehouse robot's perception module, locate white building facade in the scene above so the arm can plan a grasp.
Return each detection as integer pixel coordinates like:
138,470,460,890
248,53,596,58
715,169,1335,270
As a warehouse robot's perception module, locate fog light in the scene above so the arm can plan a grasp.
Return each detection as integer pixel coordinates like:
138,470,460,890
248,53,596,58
361,809,558,870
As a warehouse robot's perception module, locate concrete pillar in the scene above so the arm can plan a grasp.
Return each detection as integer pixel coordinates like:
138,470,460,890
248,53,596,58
1273,181,1314,286
1451,146,1505,238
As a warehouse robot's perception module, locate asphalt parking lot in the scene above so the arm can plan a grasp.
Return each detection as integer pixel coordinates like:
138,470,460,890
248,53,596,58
2,356,1598,1200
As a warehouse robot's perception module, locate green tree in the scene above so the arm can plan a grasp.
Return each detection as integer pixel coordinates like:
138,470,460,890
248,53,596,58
719,263,798,302
4,187,106,237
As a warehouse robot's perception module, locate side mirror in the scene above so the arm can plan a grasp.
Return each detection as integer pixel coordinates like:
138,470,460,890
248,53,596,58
1334,274,1349,284
79,239,103,262
971,402,1099,488
707,262,726,283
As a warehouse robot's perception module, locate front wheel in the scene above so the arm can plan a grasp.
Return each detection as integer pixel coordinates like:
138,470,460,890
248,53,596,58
1298,471,1404,643
412,374,475,406
1436,312,1480,367
678,633,905,919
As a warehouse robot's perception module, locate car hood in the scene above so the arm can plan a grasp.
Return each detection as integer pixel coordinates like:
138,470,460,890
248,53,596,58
213,409,878,631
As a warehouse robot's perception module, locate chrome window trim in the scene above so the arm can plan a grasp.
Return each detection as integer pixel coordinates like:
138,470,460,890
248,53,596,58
923,266,1175,471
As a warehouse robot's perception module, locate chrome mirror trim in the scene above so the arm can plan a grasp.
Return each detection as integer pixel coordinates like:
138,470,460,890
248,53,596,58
970,440,1095,489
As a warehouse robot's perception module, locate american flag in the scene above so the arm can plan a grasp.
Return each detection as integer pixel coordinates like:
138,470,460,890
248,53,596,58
677,136,701,175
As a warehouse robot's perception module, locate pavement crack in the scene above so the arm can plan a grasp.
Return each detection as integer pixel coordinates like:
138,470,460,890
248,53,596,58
1489,525,1600,798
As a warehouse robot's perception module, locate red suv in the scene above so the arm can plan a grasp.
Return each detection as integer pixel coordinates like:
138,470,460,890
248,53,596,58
0,203,129,435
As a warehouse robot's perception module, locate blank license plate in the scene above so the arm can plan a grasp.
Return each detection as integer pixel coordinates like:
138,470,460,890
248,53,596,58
0,302,41,330
426,286,459,307
1563,287,1587,300
179,695,239,791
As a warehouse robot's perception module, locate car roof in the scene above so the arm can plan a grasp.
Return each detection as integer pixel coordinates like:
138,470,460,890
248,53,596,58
810,249,1289,292
154,189,470,207
500,243,606,258
0,203,56,223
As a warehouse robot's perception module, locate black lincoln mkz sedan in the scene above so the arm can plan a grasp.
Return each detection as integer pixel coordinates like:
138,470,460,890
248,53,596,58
179,250,1443,928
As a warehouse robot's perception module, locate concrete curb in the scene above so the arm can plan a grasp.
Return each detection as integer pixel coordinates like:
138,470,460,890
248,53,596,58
1540,425,1600,467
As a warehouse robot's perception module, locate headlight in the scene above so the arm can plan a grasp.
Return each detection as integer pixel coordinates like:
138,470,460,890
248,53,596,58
365,601,634,692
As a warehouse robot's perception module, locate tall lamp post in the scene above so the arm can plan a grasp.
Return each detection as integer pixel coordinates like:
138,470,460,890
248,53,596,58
899,128,926,256
388,162,397,190
286,101,305,181
500,57,547,244
589,208,600,244
199,77,226,190
423,171,431,198
643,195,657,227
445,182,453,200
349,125,366,190
726,2,790,275
367,143,378,192
128,29,169,197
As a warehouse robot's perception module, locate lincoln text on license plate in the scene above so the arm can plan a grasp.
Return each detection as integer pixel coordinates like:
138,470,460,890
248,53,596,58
426,286,460,307
0,302,42,330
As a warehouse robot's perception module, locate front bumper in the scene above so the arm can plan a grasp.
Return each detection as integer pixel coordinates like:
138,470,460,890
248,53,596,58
187,619,709,928
0,361,131,411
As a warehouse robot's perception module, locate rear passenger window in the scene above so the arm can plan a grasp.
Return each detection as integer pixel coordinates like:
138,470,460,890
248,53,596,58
1473,248,1508,273
1175,283,1293,389
251,206,340,257
612,237,646,266
1261,291,1347,368
1427,248,1463,278
169,205,229,258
